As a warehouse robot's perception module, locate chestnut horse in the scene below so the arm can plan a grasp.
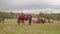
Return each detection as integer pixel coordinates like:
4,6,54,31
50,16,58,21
17,14,32,25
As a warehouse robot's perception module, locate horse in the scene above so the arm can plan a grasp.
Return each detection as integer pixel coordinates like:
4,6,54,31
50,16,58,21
17,14,32,25
44,18,53,24
48,19,53,23
37,17,45,24
32,18,38,24
32,17,45,24
0,17,5,23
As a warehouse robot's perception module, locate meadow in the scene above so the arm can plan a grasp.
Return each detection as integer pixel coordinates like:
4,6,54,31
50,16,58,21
0,19,60,34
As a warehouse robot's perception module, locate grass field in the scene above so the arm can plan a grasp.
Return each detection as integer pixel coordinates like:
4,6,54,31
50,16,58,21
0,19,60,34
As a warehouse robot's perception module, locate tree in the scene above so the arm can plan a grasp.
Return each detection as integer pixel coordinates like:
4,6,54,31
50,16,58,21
38,12,45,17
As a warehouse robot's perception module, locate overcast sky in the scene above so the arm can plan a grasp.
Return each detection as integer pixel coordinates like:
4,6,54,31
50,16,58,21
0,0,60,13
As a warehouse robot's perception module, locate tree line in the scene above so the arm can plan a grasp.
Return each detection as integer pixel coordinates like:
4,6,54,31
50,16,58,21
0,11,60,20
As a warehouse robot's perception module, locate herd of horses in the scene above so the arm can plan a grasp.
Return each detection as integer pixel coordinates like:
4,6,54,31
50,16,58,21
17,14,53,25
0,14,53,25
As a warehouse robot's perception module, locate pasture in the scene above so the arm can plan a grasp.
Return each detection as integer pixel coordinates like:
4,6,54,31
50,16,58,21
0,19,60,34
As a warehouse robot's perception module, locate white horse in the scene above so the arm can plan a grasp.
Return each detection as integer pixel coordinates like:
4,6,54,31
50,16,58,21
44,19,53,23
48,19,53,23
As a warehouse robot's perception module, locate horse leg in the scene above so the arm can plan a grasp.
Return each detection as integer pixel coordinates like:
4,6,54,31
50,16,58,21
29,18,32,25
0,20,1,23
21,20,24,24
29,20,31,25
17,19,20,25
29,16,32,25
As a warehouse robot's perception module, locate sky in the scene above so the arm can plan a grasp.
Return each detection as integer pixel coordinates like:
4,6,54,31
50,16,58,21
0,0,60,14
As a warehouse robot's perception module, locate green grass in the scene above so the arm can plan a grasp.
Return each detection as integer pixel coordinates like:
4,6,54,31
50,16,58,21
0,19,60,34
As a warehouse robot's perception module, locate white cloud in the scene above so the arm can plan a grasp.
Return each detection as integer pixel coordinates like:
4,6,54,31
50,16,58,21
0,0,60,13
4,0,60,6
45,0,60,5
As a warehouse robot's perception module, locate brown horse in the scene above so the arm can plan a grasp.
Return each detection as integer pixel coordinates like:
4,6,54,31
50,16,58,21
17,14,32,25
37,17,45,24
0,17,5,23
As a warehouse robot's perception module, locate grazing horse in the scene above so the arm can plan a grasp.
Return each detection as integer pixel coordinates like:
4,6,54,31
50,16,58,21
44,18,53,24
37,17,45,24
32,17,46,24
48,19,53,23
17,14,32,25
0,17,5,23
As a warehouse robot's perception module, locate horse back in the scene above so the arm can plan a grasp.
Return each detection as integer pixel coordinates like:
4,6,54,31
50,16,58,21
19,14,32,20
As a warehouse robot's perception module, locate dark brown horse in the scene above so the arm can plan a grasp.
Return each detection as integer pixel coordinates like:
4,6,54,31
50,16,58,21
0,17,5,23
17,14,32,25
